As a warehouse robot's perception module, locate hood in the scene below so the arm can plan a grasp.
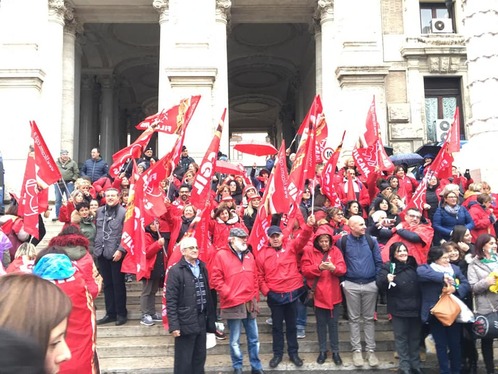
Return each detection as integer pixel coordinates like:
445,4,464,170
33,254,75,281
48,233,89,261
313,225,334,251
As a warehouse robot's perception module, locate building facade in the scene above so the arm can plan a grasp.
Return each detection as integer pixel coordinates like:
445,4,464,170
0,0,496,193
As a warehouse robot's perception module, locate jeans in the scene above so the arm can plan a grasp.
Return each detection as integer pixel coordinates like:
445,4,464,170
268,299,298,356
296,297,307,331
392,316,421,370
429,317,462,374
54,181,74,218
343,280,378,351
227,316,262,370
315,305,341,353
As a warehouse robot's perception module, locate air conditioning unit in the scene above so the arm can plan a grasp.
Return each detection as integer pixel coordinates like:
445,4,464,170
435,118,452,142
431,18,453,33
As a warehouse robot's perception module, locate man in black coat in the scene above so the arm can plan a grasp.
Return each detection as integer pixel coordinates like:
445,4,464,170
166,237,216,374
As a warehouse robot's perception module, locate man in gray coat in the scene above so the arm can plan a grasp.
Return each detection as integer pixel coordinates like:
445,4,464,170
94,188,128,326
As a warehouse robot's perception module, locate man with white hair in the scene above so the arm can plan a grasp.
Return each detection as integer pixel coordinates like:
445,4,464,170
166,237,216,374
211,228,264,374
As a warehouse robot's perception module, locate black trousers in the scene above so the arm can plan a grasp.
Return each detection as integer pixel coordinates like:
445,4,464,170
98,256,127,318
174,314,207,374
268,299,298,357
481,338,495,373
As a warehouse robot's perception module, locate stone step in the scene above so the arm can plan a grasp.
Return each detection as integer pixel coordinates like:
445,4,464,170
98,351,441,374
96,331,396,359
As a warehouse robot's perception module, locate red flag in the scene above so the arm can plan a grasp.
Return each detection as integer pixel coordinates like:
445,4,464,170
121,162,151,277
321,144,342,208
109,125,156,178
448,107,460,153
135,96,201,134
408,172,431,211
247,194,272,256
30,121,62,188
18,153,39,238
362,97,379,147
189,110,225,208
346,173,356,202
267,141,291,214
296,95,326,163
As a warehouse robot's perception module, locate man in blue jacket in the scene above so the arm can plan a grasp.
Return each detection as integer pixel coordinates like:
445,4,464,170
81,147,109,183
341,216,383,368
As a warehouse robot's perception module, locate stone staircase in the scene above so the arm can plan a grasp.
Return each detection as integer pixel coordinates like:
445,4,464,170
39,218,458,373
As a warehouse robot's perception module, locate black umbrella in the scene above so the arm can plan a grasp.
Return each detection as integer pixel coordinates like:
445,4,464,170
384,146,394,156
415,144,441,158
389,153,424,167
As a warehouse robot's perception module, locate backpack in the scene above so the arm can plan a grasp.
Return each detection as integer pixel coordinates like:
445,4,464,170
337,234,376,256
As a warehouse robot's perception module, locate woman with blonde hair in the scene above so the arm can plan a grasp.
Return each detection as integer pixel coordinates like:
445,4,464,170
6,242,36,274
0,273,72,374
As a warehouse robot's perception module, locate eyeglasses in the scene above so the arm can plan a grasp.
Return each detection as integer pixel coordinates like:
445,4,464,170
440,256,450,260
185,246,198,250
335,213,344,216
446,195,458,199
407,214,422,219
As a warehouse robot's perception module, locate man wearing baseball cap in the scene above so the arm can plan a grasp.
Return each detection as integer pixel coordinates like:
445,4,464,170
256,214,316,368
211,228,264,374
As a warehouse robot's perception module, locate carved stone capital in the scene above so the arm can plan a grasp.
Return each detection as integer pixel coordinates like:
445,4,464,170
64,5,83,35
216,0,232,23
97,75,115,90
48,0,66,22
316,0,334,22
427,56,463,73
153,0,169,22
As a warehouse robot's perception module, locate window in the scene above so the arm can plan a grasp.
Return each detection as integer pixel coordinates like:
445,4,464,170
424,77,464,143
420,2,453,34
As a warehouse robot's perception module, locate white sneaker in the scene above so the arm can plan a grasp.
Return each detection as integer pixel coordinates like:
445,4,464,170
266,318,273,325
353,350,364,367
140,314,154,326
366,351,379,367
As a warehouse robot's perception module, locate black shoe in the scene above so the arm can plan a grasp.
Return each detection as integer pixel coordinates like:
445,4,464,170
289,353,303,367
97,315,116,325
233,369,243,374
317,351,327,364
251,369,265,374
332,352,343,366
269,355,282,368
115,316,127,326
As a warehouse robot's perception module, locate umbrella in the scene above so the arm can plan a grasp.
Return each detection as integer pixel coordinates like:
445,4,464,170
384,145,394,157
215,160,246,175
415,144,441,158
234,141,278,157
389,153,424,167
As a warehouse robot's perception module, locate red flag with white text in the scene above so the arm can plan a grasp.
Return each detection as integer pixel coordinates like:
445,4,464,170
135,96,201,134
321,144,342,208
30,121,61,188
267,141,291,214
18,153,40,238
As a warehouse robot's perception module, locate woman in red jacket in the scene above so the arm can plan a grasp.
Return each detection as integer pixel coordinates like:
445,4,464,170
209,203,248,252
468,193,496,241
301,225,346,366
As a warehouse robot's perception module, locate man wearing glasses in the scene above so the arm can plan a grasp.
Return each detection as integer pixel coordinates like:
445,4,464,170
166,237,216,374
384,207,434,265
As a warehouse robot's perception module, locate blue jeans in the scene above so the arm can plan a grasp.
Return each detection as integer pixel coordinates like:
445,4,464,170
429,317,462,374
54,181,74,217
227,317,262,370
296,297,307,330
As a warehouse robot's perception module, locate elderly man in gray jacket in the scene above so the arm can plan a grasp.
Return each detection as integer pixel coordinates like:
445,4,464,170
95,188,128,326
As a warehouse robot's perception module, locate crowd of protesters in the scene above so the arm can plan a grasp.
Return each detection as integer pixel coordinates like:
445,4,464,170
2,141,498,374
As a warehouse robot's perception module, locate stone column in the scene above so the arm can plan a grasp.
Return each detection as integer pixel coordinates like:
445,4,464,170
61,5,79,157
79,74,98,163
97,74,115,164
457,0,498,187
214,0,231,154
44,0,66,153
153,0,172,109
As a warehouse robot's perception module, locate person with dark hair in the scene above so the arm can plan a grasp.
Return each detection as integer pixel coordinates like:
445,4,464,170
301,225,346,366
376,242,422,374
70,200,97,256
344,200,362,220
423,175,441,222
175,146,196,179
467,234,498,374
0,327,46,374
80,147,109,183
393,165,418,201
326,207,350,244
0,273,72,374
468,193,496,241
137,146,155,171
94,188,127,326
417,246,470,374
209,203,248,252
450,225,475,261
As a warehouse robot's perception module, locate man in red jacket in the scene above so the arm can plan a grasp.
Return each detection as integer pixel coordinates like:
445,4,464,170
256,215,315,369
211,228,263,374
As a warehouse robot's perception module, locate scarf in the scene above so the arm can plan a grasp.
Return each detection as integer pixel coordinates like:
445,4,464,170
430,262,454,276
444,204,460,216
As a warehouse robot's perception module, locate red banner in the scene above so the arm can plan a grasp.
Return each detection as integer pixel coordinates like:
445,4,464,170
30,121,61,188
18,153,39,238
448,107,461,153
267,141,291,214
135,96,201,134
109,126,156,178
321,144,342,208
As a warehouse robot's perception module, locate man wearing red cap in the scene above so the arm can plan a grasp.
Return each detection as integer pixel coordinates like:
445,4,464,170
256,214,316,368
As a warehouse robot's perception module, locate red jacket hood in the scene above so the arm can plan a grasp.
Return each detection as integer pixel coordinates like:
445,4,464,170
49,233,90,249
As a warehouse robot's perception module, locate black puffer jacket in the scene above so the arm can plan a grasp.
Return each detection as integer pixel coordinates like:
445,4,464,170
166,257,216,335
376,256,421,318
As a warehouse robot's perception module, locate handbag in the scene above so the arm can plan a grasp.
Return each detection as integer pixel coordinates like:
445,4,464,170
430,287,461,326
301,252,329,308
472,294,498,338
